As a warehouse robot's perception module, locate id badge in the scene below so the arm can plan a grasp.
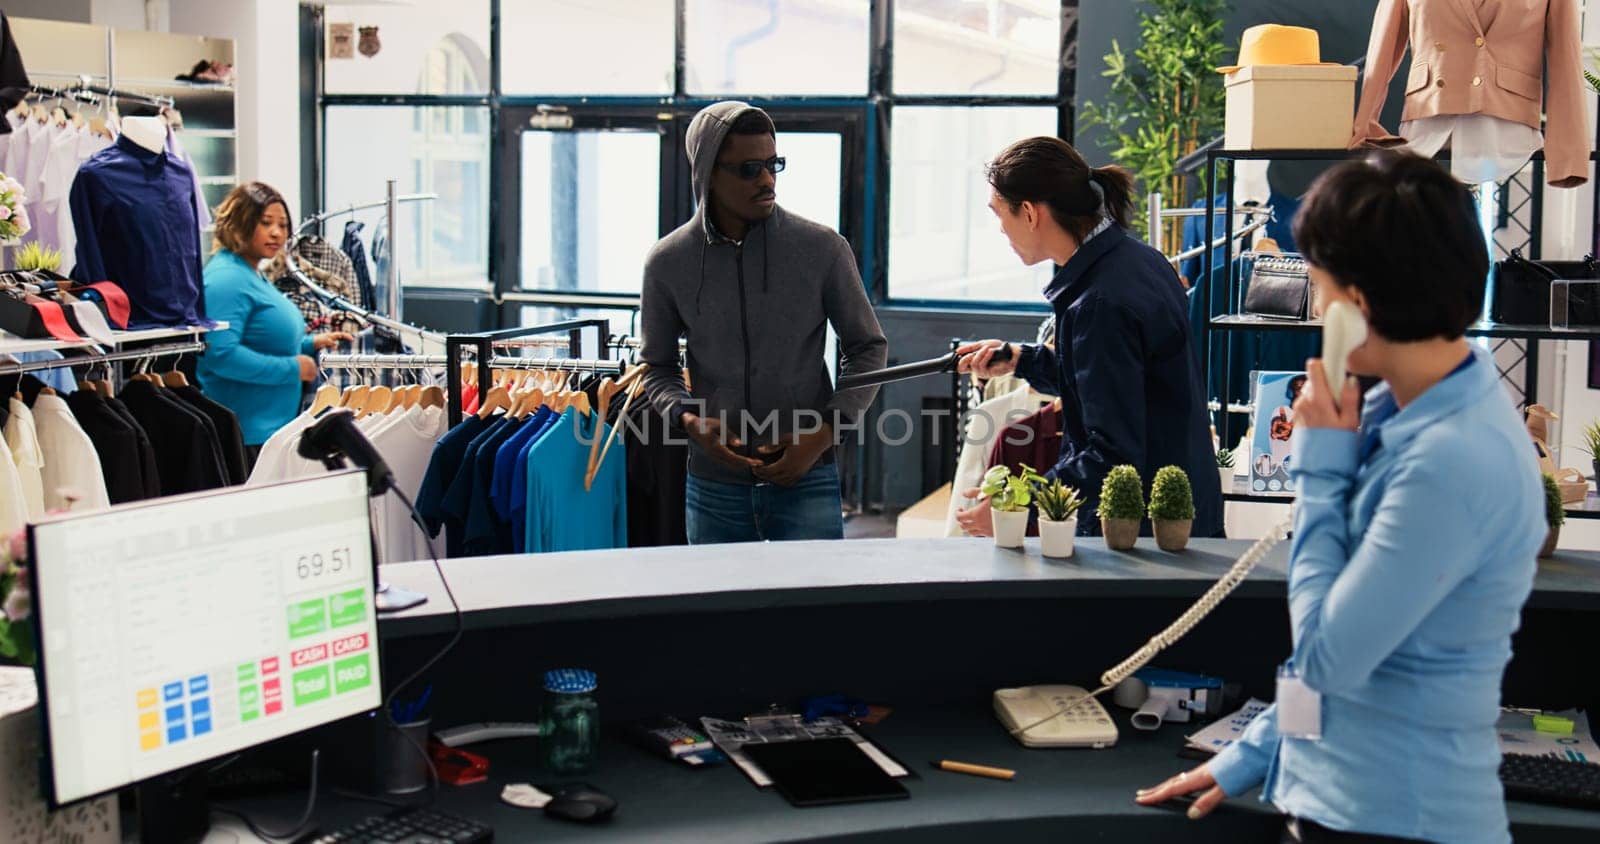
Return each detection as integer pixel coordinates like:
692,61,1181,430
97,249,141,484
1276,666,1322,741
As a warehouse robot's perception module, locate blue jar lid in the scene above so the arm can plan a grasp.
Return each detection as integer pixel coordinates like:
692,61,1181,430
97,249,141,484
544,668,598,694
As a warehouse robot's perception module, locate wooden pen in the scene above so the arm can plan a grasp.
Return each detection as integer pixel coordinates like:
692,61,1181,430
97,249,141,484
934,759,1016,780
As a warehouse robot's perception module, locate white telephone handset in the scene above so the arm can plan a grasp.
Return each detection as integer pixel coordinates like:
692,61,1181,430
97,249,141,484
997,301,1370,745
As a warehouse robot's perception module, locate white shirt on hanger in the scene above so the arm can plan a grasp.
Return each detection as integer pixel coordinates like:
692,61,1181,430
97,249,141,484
30,392,109,512
943,384,1049,538
4,396,46,521
245,411,322,486
0,437,28,535
1401,114,1545,184
368,405,446,564
56,129,113,276
31,121,82,256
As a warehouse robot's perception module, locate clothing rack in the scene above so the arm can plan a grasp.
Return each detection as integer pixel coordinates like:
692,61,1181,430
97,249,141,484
444,319,615,426
296,193,437,235
0,338,206,377
1167,213,1275,267
297,184,436,324
282,233,445,346
321,353,624,374
26,77,174,109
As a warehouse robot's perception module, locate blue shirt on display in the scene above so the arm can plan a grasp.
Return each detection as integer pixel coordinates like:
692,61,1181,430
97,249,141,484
523,408,626,554
69,135,207,328
1207,348,1543,843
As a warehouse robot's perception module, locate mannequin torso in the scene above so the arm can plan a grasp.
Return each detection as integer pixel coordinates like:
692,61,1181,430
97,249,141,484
120,115,164,154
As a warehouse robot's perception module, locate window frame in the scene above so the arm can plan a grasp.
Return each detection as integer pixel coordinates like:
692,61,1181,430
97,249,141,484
304,0,1080,320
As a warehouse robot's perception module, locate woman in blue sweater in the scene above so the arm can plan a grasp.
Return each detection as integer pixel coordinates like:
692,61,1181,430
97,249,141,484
1135,153,1544,842
197,182,349,464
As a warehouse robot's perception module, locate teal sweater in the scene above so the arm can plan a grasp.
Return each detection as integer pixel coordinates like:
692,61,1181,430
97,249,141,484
196,249,314,445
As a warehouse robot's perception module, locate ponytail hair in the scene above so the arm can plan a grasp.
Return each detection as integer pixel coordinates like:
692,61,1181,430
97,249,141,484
986,136,1135,242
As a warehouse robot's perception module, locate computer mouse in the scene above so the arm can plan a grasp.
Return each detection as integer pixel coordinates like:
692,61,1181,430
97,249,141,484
544,785,617,823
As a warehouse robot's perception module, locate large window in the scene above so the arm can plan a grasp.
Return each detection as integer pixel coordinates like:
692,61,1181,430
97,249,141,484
500,1,674,95
774,131,843,233
322,1,490,95
893,0,1059,95
684,0,869,95
889,106,1056,303
520,130,663,295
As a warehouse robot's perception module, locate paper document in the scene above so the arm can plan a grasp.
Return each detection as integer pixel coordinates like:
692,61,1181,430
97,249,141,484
701,715,908,788
1185,698,1270,754
1497,709,1600,763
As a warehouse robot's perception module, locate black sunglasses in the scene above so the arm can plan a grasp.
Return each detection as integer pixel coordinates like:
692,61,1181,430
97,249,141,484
716,156,786,180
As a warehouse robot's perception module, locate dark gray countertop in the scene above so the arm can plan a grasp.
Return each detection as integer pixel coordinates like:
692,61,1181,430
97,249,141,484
376,538,1600,637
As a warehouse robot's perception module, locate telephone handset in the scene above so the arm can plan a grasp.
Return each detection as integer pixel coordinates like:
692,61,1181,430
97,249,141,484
996,302,1369,746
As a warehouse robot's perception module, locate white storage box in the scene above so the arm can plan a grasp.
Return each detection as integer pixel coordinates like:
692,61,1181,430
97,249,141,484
1224,64,1358,150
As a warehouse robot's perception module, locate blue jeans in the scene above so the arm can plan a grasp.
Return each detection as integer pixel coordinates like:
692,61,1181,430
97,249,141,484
685,462,844,544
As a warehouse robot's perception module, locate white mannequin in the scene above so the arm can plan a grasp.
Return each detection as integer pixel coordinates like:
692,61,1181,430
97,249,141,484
120,115,165,154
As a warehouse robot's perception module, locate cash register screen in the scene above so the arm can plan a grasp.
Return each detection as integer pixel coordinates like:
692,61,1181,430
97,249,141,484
28,471,382,806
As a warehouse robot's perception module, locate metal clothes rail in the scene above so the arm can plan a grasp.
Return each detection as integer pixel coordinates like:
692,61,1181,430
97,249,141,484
282,233,445,346
0,339,205,377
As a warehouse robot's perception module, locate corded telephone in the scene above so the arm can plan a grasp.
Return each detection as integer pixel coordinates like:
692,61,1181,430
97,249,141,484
995,301,1368,747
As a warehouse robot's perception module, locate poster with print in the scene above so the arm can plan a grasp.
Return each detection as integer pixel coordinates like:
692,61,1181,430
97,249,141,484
1251,371,1306,494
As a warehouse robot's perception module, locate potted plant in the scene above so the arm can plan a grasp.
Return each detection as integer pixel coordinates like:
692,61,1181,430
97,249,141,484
13,241,61,273
980,465,1032,549
1215,448,1236,492
1541,472,1564,559
1098,465,1144,550
0,530,33,666
1149,466,1196,552
1578,420,1600,488
1024,465,1084,558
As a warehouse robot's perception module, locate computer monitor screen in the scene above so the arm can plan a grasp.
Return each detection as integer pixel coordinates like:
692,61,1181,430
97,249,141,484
28,471,382,806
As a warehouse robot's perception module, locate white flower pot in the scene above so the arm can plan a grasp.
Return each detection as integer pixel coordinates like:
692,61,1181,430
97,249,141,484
1038,516,1077,558
1218,467,1236,493
992,508,1028,549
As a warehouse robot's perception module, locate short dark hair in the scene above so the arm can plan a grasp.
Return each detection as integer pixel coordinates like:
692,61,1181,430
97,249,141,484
212,181,290,256
986,136,1135,241
729,109,775,137
1293,151,1487,341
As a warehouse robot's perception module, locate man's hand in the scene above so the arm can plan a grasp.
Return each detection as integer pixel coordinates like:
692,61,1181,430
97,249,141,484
956,340,1019,379
681,412,762,471
752,425,835,486
954,489,994,537
1134,764,1228,820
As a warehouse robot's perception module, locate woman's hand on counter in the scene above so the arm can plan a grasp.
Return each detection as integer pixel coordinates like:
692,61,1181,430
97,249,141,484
1135,763,1226,820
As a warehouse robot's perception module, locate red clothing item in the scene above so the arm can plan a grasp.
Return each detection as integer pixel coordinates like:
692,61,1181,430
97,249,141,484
986,403,1062,536
461,383,479,415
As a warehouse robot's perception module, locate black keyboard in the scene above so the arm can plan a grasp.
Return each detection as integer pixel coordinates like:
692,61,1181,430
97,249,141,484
1500,753,1600,810
301,806,492,843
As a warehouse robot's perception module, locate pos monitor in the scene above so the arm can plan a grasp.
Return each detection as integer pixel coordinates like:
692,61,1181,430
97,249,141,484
26,470,383,815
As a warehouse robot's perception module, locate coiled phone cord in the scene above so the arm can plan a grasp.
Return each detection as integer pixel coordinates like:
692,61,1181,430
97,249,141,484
1006,517,1293,738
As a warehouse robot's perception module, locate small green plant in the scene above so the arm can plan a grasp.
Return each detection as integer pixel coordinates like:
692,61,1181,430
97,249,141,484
1022,465,1084,522
981,465,1032,513
1149,465,1196,521
1215,448,1234,469
1098,465,1145,520
1544,473,1566,530
0,530,33,666
13,240,61,272
1576,420,1600,460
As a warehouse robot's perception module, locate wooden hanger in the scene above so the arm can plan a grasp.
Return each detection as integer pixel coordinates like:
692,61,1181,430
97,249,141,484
585,368,649,492
308,382,341,416
476,369,512,418
583,375,621,488
340,384,370,415
362,385,394,418
419,384,446,409
161,370,190,388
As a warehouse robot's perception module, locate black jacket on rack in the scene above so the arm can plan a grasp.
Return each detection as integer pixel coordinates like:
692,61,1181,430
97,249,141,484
102,394,162,499
119,381,228,495
170,384,247,485
64,391,148,503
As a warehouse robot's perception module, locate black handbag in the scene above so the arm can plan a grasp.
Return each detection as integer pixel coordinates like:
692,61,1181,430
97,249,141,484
1242,254,1311,320
1490,250,1600,326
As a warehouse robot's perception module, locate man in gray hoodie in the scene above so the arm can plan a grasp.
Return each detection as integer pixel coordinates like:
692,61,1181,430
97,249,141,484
640,102,888,544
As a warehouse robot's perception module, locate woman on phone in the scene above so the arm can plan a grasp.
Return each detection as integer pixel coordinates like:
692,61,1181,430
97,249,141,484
1135,151,1544,843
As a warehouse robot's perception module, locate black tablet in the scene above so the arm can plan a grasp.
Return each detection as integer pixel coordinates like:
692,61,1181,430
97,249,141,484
743,738,910,807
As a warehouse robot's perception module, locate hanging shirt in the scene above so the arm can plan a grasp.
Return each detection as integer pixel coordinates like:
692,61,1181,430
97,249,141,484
64,390,147,504
29,121,81,257
524,408,627,554
56,130,113,277
118,380,227,495
68,134,207,328
196,249,315,446
30,391,109,512
414,414,492,558
1401,114,1545,185
246,411,325,485
944,385,1048,538
4,395,45,520
462,416,527,555
368,405,447,564
103,394,161,498
491,406,556,522
342,221,377,312
611,402,688,548
507,407,564,553
0,436,25,534
170,384,248,486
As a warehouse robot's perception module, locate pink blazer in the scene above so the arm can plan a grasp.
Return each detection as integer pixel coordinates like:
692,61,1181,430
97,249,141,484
1351,0,1590,186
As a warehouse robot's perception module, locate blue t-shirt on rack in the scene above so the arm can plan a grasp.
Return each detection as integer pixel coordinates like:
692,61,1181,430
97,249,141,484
463,417,525,556
508,408,565,553
523,408,626,554
491,406,556,521
415,414,491,558
440,416,509,555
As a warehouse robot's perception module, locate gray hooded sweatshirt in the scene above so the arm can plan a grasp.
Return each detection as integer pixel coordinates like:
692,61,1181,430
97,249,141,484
640,102,888,485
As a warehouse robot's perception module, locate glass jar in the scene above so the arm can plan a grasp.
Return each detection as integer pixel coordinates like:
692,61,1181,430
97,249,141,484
540,668,599,773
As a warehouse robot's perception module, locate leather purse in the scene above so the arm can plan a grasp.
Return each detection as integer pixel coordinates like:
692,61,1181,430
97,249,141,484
1242,254,1311,321
1490,250,1600,326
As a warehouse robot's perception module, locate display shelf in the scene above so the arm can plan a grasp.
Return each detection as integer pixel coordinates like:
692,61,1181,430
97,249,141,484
0,322,224,357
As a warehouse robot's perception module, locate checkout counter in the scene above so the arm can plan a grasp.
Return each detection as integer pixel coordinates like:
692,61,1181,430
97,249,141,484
302,538,1600,842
